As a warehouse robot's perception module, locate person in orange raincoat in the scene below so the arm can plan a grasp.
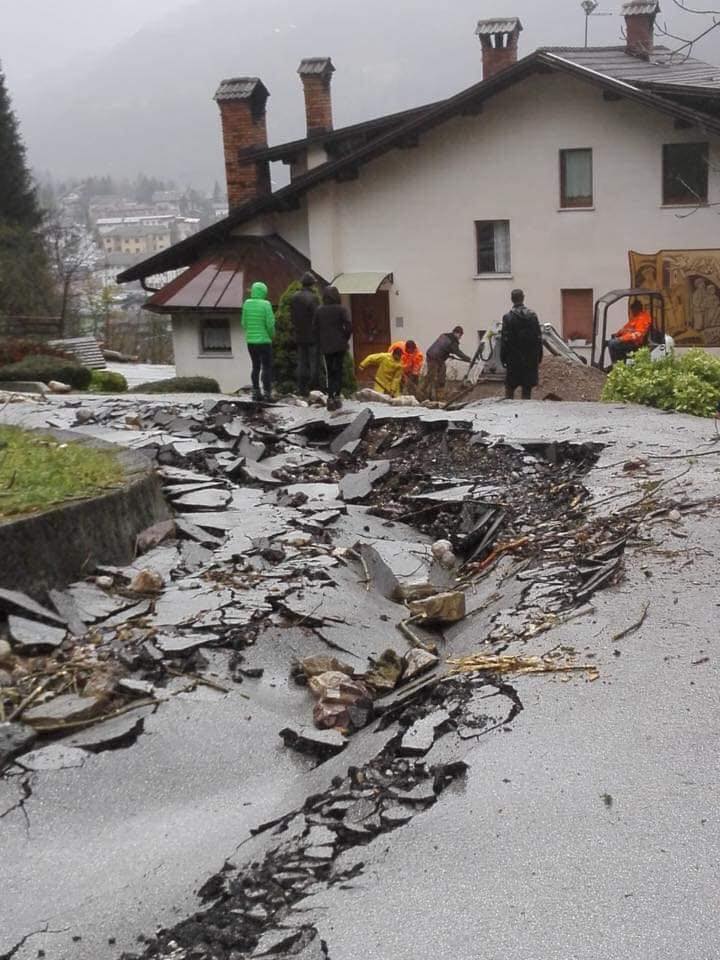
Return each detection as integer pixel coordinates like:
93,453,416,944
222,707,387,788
389,340,424,394
608,300,652,364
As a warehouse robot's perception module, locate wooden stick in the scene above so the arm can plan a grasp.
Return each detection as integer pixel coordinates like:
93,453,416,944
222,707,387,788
611,601,650,642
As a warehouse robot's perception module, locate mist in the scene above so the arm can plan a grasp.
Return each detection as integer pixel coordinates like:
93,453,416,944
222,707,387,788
2,0,718,188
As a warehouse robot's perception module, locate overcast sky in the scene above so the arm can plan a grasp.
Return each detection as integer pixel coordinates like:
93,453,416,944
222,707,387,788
2,0,719,186
0,0,196,87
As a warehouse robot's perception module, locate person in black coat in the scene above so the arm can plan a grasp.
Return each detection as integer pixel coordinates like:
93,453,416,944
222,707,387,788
500,289,543,400
290,272,320,395
313,285,352,410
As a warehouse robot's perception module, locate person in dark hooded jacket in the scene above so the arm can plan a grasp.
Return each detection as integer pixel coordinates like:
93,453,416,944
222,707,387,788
313,285,352,410
290,272,320,395
500,289,543,399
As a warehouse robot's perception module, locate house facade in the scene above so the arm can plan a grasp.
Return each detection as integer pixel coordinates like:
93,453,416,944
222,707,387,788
119,2,720,392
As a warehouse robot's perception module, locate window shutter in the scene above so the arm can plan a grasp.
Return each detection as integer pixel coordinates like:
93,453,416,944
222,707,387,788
562,289,594,342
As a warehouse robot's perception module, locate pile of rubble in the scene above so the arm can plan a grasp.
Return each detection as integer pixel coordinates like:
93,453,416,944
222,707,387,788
0,398,641,775
3,392,691,959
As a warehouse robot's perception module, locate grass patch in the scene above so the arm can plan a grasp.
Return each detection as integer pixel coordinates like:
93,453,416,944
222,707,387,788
0,426,124,519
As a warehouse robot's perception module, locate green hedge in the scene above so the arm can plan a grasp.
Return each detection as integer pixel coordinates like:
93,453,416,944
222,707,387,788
88,369,128,393
602,347,720,418
129,376,220,394
0,356,92,390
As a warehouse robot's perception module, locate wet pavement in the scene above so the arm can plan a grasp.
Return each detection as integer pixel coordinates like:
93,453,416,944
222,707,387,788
1,394,718,960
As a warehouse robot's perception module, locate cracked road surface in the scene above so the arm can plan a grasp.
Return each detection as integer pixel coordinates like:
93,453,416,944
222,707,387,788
1,395,719,959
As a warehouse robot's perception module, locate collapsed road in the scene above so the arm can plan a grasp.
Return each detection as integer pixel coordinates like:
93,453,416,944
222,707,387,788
1,393,718,960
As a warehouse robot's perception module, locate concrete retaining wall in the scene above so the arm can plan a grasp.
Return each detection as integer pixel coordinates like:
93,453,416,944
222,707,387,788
0,430,170,599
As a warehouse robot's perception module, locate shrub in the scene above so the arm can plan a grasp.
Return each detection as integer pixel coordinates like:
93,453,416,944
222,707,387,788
88,369,128,393
0,338,71,366
602,347,720,418
273,281,309,393
129,376,220,394
0,355,92,390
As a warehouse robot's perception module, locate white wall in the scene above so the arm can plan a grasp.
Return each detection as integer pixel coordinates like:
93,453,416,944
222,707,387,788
172,314,252,393
288,72,720,358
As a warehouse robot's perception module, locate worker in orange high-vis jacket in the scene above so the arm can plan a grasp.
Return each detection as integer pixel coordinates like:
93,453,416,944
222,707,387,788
608,300,652,364
389,340,424,394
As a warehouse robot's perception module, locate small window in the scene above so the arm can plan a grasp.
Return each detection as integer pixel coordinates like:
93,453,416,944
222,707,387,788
200,317,231,353
560,148,593,208
663,142,708,205
475,220,511,274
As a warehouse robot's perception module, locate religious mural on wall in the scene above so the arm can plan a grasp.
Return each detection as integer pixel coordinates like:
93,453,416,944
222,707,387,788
629,249,720,347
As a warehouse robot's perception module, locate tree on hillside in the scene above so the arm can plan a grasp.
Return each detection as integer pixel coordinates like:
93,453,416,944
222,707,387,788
45,217,97,335
0,64,43,229
0,63,56,321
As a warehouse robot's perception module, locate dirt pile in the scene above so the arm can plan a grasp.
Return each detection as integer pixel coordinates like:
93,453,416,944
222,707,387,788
538,355,607,402
449,355,608,404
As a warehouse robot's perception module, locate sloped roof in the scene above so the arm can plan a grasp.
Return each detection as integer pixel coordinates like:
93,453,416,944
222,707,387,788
541,45,720,92
118,46,720,285
143,235,314,314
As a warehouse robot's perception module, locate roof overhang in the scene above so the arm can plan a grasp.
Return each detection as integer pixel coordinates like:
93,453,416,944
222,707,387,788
117,48,720,286
331,272,393,295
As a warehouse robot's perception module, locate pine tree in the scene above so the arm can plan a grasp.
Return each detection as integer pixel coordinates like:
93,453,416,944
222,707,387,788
0,63,56,322
0,63,42,229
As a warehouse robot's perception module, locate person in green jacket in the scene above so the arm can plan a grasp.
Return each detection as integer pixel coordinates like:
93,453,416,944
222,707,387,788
241,281,276,401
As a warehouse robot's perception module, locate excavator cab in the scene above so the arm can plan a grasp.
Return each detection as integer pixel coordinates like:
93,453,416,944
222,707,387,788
591,289,666,370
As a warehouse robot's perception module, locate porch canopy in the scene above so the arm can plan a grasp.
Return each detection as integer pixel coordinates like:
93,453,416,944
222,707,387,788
143,235,313,314
331,271,393,295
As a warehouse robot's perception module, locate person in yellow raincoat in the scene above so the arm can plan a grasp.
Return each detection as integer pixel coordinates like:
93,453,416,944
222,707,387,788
359,346,404,397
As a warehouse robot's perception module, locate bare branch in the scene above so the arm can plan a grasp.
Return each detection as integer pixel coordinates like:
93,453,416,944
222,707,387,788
670,0,720,16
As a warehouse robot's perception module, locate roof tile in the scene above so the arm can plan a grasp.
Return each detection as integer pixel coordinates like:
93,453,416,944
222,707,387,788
298,58,335,77
475,18,523,36
214,78,267,102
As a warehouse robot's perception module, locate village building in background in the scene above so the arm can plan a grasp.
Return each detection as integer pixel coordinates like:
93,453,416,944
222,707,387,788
117,1,720,392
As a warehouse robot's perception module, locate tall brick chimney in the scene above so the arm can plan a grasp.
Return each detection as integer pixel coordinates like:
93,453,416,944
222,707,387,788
214,77,271,210
298,58,335,136
622,1,659,59
475,18,523,80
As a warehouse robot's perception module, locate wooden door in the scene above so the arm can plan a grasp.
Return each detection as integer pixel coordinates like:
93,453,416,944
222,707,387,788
351,292,391,374
561,289,594,342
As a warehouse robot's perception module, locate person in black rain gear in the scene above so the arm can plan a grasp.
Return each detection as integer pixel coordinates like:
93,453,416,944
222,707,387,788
500,289,543,400
313,285,352,411
290,272,320,395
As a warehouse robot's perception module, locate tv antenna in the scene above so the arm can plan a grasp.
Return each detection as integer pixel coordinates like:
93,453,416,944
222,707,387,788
582,0,612,47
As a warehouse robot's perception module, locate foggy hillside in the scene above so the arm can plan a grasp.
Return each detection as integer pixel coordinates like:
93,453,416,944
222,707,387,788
11,0,720,188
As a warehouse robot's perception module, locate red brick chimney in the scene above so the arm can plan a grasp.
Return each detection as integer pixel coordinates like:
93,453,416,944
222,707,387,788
475,18,523,80
214,77,271,210
298,58,335,136
622,1,659,59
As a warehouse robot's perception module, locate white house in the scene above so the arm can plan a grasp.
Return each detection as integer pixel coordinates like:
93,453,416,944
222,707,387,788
118,1,720,393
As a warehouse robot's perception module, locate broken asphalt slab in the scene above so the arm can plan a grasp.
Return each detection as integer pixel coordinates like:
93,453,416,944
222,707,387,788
2,395,720,960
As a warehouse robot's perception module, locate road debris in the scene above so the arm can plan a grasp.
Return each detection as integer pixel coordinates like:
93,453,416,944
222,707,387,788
448,651,600,681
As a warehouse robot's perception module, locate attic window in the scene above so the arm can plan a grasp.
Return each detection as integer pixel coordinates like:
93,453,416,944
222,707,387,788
200,316,232,353
663,142,708,205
